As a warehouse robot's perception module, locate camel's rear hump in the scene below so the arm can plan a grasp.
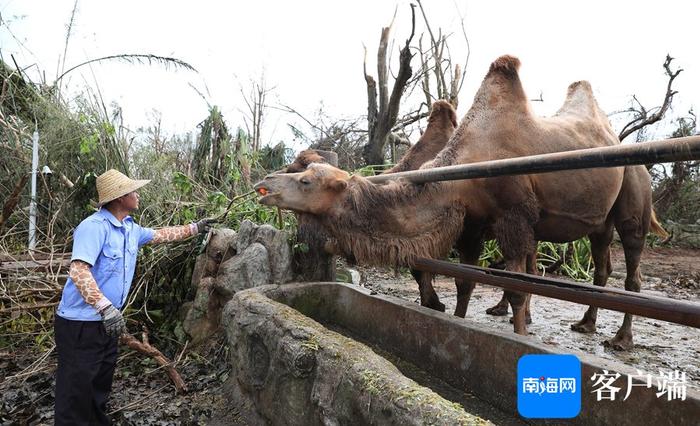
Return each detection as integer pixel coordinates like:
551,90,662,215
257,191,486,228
487,55,521,80
556,80,606,121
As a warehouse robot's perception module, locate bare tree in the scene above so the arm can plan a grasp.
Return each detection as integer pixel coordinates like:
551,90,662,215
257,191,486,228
617,55,682,142
240,73,274,152
415,0,469,109
362,5,417,166
360,2,470,166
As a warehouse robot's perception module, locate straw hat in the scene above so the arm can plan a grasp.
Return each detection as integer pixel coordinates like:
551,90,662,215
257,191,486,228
96,169,150,207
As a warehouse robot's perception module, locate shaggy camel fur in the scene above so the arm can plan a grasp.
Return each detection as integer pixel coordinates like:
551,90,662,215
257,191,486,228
255,55,664,348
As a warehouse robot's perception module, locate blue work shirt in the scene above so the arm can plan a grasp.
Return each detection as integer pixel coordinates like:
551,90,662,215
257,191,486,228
56,208,155,321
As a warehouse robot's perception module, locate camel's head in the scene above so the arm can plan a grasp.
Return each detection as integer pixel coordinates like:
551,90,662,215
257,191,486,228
254,162,350,214
284,149,327,172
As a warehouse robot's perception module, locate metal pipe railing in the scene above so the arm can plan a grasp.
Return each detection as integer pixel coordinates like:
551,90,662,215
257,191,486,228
413,258,700,329
367,135,700,184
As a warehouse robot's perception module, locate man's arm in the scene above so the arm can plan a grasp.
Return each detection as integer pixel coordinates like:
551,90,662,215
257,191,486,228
69,260,126,337
147,219,214,245
69,260,110,310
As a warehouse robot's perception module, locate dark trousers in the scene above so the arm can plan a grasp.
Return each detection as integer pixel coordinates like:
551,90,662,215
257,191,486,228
54,315,118,426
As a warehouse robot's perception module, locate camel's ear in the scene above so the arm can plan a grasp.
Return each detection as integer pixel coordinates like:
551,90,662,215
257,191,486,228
328,178,348,192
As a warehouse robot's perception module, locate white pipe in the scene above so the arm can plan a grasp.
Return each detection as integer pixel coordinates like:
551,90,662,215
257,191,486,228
28,129,39,252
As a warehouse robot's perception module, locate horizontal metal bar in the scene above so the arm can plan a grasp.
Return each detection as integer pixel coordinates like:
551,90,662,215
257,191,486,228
413,257,700,329
367,135,700,184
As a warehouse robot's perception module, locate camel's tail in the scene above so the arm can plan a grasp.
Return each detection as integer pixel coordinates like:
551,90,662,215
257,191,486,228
650,209,669,238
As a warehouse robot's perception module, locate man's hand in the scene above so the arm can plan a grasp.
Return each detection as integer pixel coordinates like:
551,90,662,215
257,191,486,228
195,218,216,234
99,304,127,338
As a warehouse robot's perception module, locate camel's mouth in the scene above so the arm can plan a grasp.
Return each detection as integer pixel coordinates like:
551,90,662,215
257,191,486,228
253,182,281,205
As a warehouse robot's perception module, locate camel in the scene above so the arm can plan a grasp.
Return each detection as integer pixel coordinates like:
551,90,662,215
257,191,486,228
285,149,328,173
383,100,458,174
255,55,665,349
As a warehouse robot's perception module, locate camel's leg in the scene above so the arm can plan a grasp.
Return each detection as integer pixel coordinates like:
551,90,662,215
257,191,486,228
604,220,645,350
602,166,652,351
453,232,484,318
509,249,536,324
504,257,529,335
486,292,510,316
410,269,445,312
490,189,539,335
571,226,614,333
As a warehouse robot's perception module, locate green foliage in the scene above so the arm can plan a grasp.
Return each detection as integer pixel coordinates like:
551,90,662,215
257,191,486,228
478,239,502,267
254,142,295,172
538,240,593,281
0,57,299,351
474,238,593,281
354,163,394,176
172,172,193,195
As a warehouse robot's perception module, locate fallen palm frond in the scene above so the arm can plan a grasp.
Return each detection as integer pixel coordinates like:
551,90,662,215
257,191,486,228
54,54,197,84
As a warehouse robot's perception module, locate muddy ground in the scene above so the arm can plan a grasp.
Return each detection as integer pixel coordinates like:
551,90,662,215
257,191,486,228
1,245,697,425
0,334,254,425
357,244,700,392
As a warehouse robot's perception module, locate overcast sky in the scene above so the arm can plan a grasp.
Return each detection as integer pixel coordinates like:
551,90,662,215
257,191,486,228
1,0,698,150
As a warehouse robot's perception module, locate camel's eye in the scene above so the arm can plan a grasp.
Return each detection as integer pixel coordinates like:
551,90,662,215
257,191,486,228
300,177,311,185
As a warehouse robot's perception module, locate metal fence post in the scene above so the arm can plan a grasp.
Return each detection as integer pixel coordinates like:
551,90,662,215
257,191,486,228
28,129,39,252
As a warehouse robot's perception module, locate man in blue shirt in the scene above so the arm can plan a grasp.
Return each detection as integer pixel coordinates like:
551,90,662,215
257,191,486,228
54,169,213,425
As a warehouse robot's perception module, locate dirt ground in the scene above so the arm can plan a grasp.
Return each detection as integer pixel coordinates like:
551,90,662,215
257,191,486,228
0,334,252,425
356,244,700,392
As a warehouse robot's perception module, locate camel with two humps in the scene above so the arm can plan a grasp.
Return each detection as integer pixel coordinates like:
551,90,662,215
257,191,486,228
257,55,666,349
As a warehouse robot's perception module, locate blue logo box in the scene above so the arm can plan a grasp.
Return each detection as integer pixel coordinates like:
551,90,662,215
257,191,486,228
517,354,581,418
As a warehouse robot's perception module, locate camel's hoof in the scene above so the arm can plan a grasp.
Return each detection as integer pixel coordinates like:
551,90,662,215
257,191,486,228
486,304,509,316
514,327,528,336
510,314,532,325
427,301,446,312
603,336,634,351
571,320,597,334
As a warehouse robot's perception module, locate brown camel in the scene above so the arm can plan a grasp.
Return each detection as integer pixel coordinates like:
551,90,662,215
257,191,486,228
255,55,665,349
383,100,458,174
285,149,328,173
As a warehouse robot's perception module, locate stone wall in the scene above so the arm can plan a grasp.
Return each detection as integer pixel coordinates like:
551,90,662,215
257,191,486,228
222,286,485,425
183,220,293,343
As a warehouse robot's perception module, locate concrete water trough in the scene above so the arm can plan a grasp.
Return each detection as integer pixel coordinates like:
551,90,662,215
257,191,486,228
222,282,700,425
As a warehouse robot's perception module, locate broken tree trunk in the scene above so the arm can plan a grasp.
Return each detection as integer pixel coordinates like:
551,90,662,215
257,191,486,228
362,5,416,166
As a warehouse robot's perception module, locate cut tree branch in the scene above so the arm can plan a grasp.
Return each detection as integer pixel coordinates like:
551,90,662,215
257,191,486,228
120,328,188,394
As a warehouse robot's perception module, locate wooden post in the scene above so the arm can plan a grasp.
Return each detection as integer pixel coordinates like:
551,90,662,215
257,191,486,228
294,150,338,282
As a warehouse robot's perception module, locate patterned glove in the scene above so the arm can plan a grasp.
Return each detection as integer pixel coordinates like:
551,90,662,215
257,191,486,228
195,218,216,234
99,304,127,338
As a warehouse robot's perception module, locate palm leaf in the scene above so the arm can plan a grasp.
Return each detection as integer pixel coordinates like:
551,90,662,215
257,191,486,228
55,54,197,84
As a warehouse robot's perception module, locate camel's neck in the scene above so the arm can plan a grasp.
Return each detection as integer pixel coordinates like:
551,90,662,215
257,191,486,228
321,178,465,267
